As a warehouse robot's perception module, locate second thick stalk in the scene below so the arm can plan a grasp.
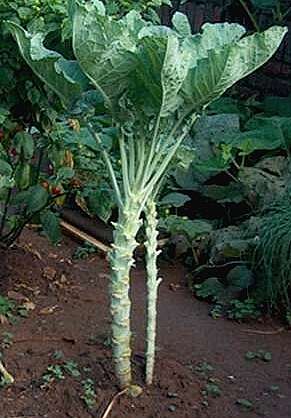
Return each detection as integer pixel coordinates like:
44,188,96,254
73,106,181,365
144,199,162,385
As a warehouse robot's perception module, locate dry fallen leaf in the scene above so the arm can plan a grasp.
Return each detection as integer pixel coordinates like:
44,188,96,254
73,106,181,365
39,305,59,315
21,243,42,260
7,290,28,302
22,301,36,311
169,283,182,292
0,315,8,324
48,253,58,259
15,283,37,292
43,267,57,281
54,274,70,289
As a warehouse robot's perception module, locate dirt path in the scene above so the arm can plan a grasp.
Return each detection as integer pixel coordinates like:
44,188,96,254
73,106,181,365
0,230,290,418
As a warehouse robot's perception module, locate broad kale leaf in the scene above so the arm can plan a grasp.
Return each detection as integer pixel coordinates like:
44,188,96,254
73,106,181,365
7,2,287,119
6,22,89,106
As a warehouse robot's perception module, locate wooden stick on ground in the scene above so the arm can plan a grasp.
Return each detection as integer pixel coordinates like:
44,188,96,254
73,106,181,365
60,220,169,255
241,327,285,335
60,220,111,254
101,389,128,418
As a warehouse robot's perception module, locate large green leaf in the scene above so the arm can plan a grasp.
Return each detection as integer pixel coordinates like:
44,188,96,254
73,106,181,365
160,192,191,207
26,185,49,214
73,3,146,108
261,96,291,117
182,24,287,110
73,5,286,117
9,6,286,120
14,131,34,160
172,12,192,37
160,215,213,242
6,22,86,106
160,35,190,117
221,127,283,154
0,160,13,177
40,210,61,245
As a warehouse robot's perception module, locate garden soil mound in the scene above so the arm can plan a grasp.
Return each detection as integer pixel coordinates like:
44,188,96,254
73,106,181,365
0,229,291,418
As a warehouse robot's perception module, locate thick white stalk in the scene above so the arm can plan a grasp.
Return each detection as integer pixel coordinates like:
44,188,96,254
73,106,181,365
110,196,143,388
144,199,162,385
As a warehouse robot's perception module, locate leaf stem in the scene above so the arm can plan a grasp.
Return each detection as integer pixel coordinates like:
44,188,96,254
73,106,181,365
141,113,162,187
239,0,260,32
119,132,131,199
88,123,123,208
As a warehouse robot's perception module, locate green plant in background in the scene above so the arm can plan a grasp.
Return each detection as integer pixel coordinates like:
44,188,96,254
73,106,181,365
0,0,68,123
0,123,75,248
256,194,291,317
239,0,291,30
227,298,261,320
7,0,286,391
105,0,171,17
180,0,291,30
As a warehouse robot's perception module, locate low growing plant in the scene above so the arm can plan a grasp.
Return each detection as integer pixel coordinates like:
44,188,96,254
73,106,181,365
8,0,286,390
81,378,97,410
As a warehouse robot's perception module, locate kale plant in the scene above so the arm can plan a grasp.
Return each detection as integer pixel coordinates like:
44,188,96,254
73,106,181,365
7,1,286,390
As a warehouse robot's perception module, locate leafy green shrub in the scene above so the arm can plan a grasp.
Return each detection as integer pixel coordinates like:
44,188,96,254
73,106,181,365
227,299,261,320
0,121,76,247
0,0,68,120
163,92,291,320
105,0,171,16
255,194,291,317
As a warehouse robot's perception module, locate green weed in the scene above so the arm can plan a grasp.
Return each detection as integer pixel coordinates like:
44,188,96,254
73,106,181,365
245,349,272,362
0,296,15,321
236,398,254,410
42,365,65,386
81,379,97,410
194,361,214,377
227,299,261,320
63,360,81,377
73,242,97,260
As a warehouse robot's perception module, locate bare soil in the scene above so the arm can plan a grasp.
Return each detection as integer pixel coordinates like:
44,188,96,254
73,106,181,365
0,229,291,418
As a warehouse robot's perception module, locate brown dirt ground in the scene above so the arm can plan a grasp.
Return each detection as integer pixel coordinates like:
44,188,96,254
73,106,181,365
0,229,291,418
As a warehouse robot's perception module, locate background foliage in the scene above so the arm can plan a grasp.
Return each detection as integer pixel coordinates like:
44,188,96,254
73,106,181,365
1,0,291,321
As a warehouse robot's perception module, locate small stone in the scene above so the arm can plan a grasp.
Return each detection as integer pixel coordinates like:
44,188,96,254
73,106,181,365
167,392,179,398
168,405,176,412
43,266,57,281
127,385,143,398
